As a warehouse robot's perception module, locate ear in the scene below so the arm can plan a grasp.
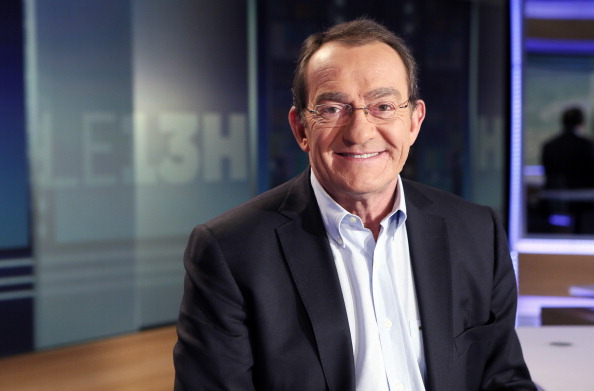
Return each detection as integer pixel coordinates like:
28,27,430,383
408,99,426,146
289,107,310,152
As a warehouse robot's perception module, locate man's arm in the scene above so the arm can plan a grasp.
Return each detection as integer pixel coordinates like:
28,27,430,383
479,208,537,390
173,225,255,391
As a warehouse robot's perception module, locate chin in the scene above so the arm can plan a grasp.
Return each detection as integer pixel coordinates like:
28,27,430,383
343,180,391,196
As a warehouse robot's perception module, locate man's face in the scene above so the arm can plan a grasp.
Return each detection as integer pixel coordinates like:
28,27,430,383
289,41,426,203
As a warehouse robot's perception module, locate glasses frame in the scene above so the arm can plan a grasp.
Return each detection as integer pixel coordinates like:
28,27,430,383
307,99,410,127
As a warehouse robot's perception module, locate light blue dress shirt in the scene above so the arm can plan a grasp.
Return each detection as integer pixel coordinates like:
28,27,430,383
311,171,426,391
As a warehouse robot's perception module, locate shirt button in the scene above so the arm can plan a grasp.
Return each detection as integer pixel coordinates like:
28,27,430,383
384,320,393,329
349,216,357,223
395,382,404,391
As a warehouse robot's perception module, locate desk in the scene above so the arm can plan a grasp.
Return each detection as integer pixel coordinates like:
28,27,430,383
517,326,594,391
517,295,594,326
569,284,594,298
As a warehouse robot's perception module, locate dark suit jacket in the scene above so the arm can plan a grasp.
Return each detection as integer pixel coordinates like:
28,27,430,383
174,170,536,391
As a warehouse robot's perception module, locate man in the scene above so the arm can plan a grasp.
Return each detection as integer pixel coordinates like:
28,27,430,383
174,19,536,391
541,107,594,233
542,106,594,190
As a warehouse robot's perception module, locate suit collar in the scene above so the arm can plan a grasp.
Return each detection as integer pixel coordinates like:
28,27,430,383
277,169,356,391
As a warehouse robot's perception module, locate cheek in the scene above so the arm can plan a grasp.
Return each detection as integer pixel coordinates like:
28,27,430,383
383,128,408,149
307,128,333,154
384,131,412,164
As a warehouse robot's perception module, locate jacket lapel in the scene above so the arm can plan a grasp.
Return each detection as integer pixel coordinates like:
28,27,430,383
404,180,453,391
276,171,356,391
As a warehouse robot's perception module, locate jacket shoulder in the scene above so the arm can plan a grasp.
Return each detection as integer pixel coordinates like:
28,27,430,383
403,179,489,211
197,172,312,240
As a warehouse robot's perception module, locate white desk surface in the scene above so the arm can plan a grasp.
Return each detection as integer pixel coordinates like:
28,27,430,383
517,295,594,326
516,326,594,391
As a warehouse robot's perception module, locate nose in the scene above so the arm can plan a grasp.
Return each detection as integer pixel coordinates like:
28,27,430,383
341,108,376,146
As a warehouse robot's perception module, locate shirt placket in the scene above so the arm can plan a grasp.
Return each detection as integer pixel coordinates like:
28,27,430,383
372,225,410,391
342,216,390,391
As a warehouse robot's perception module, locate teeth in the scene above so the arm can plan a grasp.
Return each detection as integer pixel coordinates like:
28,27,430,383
343,152,379,159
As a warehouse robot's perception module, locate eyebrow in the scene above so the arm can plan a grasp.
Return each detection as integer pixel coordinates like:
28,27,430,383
314,87,403,105
364,87,402,101
314,91,349,105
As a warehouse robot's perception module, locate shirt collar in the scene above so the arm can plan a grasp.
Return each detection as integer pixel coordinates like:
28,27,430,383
310,169,407,246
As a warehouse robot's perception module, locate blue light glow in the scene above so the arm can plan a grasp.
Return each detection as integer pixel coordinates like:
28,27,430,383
548,214,573,227
526,38,594,55
526,0,594,20
509,0,525,251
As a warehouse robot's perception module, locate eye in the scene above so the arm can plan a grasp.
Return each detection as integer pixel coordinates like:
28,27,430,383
318,104,344,116
373,102,396,112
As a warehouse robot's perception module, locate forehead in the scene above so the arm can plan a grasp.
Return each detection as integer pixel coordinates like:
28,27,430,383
305,41,408,101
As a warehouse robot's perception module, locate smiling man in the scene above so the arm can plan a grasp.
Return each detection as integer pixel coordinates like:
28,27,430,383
289,40,425,241
174,18,537,391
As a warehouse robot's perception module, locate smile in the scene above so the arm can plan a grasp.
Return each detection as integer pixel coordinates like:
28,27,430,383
338,152,380,159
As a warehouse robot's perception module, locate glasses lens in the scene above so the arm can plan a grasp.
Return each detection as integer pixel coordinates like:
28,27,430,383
369,102,399,120
314,104,350,126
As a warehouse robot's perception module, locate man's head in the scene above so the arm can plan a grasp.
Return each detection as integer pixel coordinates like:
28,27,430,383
288,18,425,205
291,18,420,118
562,107,584,132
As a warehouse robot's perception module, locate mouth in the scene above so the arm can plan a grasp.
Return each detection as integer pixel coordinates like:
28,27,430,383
337,152,381,159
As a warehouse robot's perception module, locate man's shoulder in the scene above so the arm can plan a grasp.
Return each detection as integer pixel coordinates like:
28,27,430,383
402,178,472,204
201,172,309,234
402,178,492,217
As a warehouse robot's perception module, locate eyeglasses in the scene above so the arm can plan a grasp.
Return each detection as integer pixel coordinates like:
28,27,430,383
307,100,410,127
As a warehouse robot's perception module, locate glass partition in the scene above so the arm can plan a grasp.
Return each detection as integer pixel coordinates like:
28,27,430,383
509,0,594,255
26,0,257,349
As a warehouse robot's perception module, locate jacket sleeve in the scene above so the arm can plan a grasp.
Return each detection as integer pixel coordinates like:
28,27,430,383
477,208,537,391
173,225,256,391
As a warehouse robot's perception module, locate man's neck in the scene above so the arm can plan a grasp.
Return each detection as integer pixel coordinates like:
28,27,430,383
333,185,398,241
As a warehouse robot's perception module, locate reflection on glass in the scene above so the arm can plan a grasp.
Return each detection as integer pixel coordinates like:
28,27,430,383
526,103,594,234
509,0,594,255
522,6,594,236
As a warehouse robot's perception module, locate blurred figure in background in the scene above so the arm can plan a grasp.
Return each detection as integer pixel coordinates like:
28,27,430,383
542,106,594,190
541,106,594,233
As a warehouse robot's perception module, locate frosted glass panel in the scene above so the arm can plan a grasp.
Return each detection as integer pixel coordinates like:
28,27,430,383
26,0,253,348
